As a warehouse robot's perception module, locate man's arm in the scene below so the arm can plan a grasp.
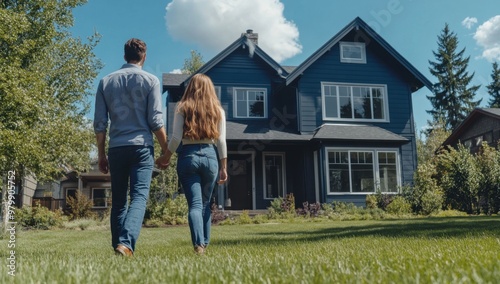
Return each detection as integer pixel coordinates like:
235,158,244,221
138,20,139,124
153,127,168,154
154,127,171,169
96,132,108,174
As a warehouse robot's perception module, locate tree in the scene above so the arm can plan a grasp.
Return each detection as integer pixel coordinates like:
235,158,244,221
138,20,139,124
182,50,204,74
0,0,102,181
416,119,451,165
487,62,500,108
427,23,481,132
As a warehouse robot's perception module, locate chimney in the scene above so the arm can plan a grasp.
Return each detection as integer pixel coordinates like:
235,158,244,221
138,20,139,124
242,29,258,45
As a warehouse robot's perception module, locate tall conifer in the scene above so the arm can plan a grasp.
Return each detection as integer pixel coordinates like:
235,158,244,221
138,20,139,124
427,24,481,131
487,62,500,108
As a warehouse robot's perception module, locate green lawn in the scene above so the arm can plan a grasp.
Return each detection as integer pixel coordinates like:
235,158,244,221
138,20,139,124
2,216,500,283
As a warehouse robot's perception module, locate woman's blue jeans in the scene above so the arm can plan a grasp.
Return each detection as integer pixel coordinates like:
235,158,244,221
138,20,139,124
108,146,153,252
177,144,219,248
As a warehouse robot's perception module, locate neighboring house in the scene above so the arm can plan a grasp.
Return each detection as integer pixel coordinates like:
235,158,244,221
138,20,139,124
8,172,37,208
162,17,432,209
33,161,112,212
442,108,500,153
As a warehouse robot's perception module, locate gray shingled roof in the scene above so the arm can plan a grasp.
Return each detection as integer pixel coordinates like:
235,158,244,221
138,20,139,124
313,124,408,141
162,73,189,87
226,121,311,141
481,108,500,117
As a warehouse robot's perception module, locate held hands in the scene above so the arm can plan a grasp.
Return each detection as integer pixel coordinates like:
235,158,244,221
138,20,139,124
155,154,170,170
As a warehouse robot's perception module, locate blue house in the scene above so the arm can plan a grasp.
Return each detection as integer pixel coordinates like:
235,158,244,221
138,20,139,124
162,17,432,210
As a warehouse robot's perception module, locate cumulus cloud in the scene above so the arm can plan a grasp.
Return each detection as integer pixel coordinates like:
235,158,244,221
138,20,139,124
165,0,302,63
461,17,477,29
170,69,182,74
473,15,500,62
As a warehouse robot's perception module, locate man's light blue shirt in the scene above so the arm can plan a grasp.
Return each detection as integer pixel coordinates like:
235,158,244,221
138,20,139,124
93,63,163,149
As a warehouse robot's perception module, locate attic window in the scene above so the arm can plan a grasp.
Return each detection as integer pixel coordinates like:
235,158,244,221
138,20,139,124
340,42,366,64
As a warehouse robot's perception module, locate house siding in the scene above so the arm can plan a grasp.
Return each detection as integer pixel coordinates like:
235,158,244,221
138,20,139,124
162,19,429,210
297,42,414,136
456,116,500,144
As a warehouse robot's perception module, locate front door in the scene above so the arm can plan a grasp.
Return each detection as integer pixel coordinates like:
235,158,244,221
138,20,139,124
225,153,253,210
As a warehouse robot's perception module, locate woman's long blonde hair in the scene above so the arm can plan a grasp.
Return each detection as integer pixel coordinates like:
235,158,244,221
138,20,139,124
177,73,222,140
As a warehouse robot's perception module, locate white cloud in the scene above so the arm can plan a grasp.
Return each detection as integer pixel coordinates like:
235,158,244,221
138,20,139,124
170,69,182,74
473,15,500,62
165,0,302,63
461,17,477,29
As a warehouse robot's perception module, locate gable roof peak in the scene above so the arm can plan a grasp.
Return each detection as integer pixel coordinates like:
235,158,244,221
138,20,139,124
285,16,432,91
241,29,258,45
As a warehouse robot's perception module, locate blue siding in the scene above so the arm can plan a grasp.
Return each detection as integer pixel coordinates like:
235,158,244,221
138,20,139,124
298,42,414,135
205,47,286,121
163,24,425,209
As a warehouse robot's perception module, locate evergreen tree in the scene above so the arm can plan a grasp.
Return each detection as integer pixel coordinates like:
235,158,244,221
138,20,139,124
487,62,500,108
427,23,481,131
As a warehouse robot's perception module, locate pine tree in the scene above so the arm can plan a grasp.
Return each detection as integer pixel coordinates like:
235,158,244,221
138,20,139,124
427,23,481,131
487,62,500,108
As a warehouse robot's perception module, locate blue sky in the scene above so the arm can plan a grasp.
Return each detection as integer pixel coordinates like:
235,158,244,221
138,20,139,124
71,0,500,134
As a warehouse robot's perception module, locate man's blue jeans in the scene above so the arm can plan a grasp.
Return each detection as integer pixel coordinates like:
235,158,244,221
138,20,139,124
177,144,218,248
108,146,153,252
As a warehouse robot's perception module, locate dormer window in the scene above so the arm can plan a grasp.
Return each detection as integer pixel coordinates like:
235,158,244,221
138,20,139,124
340,42,366,64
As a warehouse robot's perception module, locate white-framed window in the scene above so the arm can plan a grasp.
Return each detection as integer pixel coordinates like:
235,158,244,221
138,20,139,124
233,88,267,118
322,82,388,122
340,42,366,64
325,148,400,194
92,188,111,208
214,86,221,100
262,153,286,199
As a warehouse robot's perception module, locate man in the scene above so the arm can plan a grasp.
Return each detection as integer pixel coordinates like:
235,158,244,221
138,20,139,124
94,38,170,257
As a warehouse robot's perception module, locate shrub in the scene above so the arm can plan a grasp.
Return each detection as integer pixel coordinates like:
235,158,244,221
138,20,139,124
385,196,412,215
365,194,378,209
267,194,296,219
476,142,500,214
211,202,228,225
15,204,64,229
66,190,95,220
161,194,188,225
420,189,443,215
296,201,321,217
237,210,252,224
375,191,394,210
144,218,164,228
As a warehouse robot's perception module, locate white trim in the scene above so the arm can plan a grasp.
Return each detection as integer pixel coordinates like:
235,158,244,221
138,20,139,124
232,87,268,118
214,86,221,100
313,151,320,202
262,152,286,200
324,147,400,195
321,82,389,122
340,41,366,64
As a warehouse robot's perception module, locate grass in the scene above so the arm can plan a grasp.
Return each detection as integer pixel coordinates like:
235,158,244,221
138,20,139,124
1,216,500,283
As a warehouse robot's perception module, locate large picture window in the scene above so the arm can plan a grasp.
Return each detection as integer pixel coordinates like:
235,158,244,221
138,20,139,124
326,149,399,194
322,83,388,121
234,88,267,118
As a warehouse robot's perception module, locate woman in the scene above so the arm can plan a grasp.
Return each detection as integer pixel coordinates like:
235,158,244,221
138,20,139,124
156,73,227,254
